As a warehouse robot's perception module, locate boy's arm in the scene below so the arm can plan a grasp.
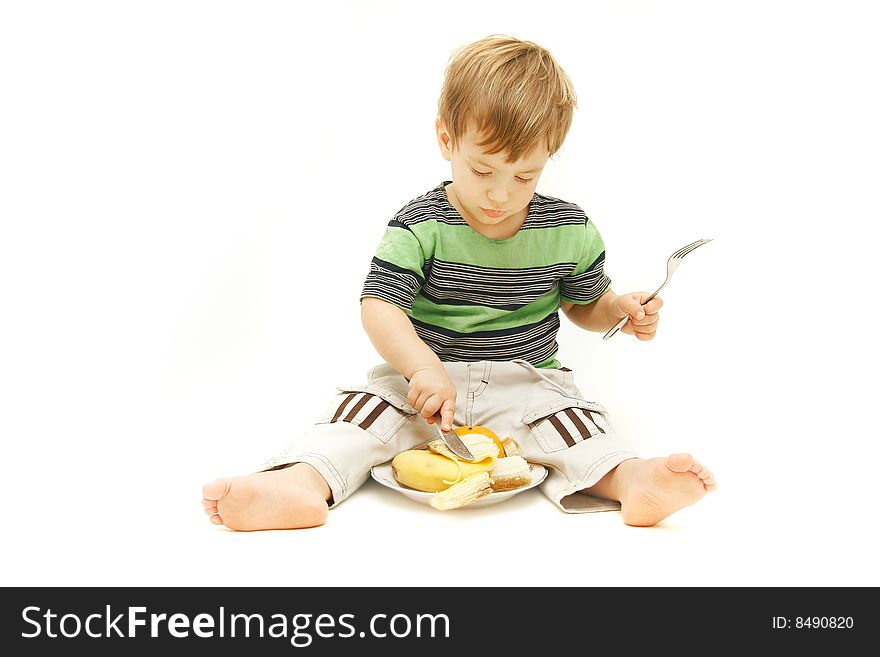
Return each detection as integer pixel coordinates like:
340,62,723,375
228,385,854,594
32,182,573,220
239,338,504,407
561,288,663,340
360,297,456,430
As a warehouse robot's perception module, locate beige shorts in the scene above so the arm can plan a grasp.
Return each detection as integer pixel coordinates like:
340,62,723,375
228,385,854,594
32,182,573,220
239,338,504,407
260,359,639,513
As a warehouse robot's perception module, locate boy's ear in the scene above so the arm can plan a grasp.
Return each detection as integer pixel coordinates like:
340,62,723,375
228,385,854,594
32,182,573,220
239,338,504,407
435,117,453,161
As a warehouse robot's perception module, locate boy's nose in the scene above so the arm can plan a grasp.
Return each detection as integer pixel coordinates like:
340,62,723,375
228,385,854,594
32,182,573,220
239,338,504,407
487,187,508,204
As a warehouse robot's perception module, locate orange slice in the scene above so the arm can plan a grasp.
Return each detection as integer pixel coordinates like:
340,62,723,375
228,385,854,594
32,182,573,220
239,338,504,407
454,425,505,458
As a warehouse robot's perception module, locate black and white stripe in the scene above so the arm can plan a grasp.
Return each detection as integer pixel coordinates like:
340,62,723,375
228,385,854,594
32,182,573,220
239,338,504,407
560,252,611,302
411,313,561,365
520,194,591,230
393,190,467,227
421,259,576,310
361,257,422,310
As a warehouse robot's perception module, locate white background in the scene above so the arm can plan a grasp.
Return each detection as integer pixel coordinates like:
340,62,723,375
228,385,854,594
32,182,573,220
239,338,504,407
1,0,877,587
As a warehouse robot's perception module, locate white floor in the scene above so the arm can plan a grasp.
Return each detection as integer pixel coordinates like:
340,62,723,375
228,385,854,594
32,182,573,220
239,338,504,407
3,1,878,589
5,462,875,588
4,361,876,588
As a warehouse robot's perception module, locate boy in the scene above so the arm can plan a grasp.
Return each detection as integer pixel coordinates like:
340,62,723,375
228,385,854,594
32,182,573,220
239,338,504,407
202,35,716,531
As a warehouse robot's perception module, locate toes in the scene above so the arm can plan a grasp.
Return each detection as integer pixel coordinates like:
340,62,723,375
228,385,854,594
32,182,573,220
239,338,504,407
664,454,717,492
203,480,231,524
694,466,717,489
665,453,694,473
691,462,713,480
202,478,232,501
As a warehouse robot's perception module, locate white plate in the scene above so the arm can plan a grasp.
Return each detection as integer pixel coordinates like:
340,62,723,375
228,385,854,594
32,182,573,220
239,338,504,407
370,462,547,509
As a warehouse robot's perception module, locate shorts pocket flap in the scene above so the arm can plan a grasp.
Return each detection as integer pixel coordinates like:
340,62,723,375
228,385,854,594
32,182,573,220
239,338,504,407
521,397,612,453
335,384,417,415
522,397,607,424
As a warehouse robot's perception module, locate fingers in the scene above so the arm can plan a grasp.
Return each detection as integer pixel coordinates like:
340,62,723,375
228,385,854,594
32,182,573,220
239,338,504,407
621,293,662,317
618,292,662,340
418,393,456,429
619,294,647,321
642,296,663,314
409,389,431,411
623,315,660,340
438,399,455,432
418,395,449,423
407,368,457,426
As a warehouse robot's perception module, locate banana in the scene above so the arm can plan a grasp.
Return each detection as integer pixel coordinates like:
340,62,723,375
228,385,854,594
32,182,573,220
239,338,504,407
391,449,495,492
427,434,499,465
430,472,493,510
500,434,523,458
488,455,532,492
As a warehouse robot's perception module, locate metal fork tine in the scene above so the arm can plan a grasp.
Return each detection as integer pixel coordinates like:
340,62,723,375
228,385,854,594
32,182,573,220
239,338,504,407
672,239,711,259
670,239,704,258
674,244,703,259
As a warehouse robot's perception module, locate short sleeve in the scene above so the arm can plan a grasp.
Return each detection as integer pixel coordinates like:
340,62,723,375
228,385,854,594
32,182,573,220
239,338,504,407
559,217,611,304
360,221,427,314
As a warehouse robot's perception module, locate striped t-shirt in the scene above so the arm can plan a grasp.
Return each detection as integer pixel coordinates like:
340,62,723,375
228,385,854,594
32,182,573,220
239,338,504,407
360,182,611,368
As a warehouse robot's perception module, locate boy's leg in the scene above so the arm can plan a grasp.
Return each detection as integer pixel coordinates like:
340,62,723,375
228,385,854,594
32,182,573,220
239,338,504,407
202,463,331,531
471,360,716,526
202,364,437,531
584,454,717,527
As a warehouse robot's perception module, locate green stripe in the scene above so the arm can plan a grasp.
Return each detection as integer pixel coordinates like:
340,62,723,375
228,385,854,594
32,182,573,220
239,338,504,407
373,226,425,277
570,222,605,276
408,222,592,269
411,291,560,334
377,217,604,277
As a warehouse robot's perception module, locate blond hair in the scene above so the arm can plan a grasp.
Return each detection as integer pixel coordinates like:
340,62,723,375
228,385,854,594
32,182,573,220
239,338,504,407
438,35,577,161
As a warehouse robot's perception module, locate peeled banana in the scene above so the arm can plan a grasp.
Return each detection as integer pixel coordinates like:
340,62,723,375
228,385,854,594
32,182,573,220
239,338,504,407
391,431,532,509
391,449,494,492
430,472,493,510
427,434,499,465
500,434,523,457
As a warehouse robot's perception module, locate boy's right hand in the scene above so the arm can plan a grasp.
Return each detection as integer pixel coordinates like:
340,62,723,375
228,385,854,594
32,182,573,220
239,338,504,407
406,366,456,432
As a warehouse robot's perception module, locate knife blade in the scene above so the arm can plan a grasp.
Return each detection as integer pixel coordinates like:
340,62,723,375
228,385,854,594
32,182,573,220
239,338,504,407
433,416,476,461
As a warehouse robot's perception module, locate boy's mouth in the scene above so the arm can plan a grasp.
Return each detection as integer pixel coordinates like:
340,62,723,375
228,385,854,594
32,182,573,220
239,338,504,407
481,208,505,219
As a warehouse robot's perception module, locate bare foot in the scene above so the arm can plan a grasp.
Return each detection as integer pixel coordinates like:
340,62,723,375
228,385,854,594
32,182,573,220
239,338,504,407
201,463,331,531
611,453,717,527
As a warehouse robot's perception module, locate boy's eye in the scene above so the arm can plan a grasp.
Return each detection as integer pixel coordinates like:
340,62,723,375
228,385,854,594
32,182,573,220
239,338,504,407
470,166,535,184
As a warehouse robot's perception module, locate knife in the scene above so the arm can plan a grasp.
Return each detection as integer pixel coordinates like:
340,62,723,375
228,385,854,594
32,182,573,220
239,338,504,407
433,414,476,461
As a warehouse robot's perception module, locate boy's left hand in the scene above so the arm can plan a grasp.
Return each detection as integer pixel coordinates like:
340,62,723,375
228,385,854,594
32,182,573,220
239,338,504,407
614,292,663,340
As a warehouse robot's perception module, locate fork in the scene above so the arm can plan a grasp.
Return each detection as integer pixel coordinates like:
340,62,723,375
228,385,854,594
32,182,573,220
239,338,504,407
603,238,713,341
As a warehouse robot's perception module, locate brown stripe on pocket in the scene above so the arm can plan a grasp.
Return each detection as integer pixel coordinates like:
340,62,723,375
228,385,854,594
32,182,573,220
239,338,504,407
331,392,357,422
548,414,576,447
359,400,390,430
579,408,605,434
342,393,371,423
564,408,592,440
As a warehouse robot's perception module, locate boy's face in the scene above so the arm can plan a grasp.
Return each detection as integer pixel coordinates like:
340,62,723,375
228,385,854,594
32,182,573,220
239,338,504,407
436,119,550,238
